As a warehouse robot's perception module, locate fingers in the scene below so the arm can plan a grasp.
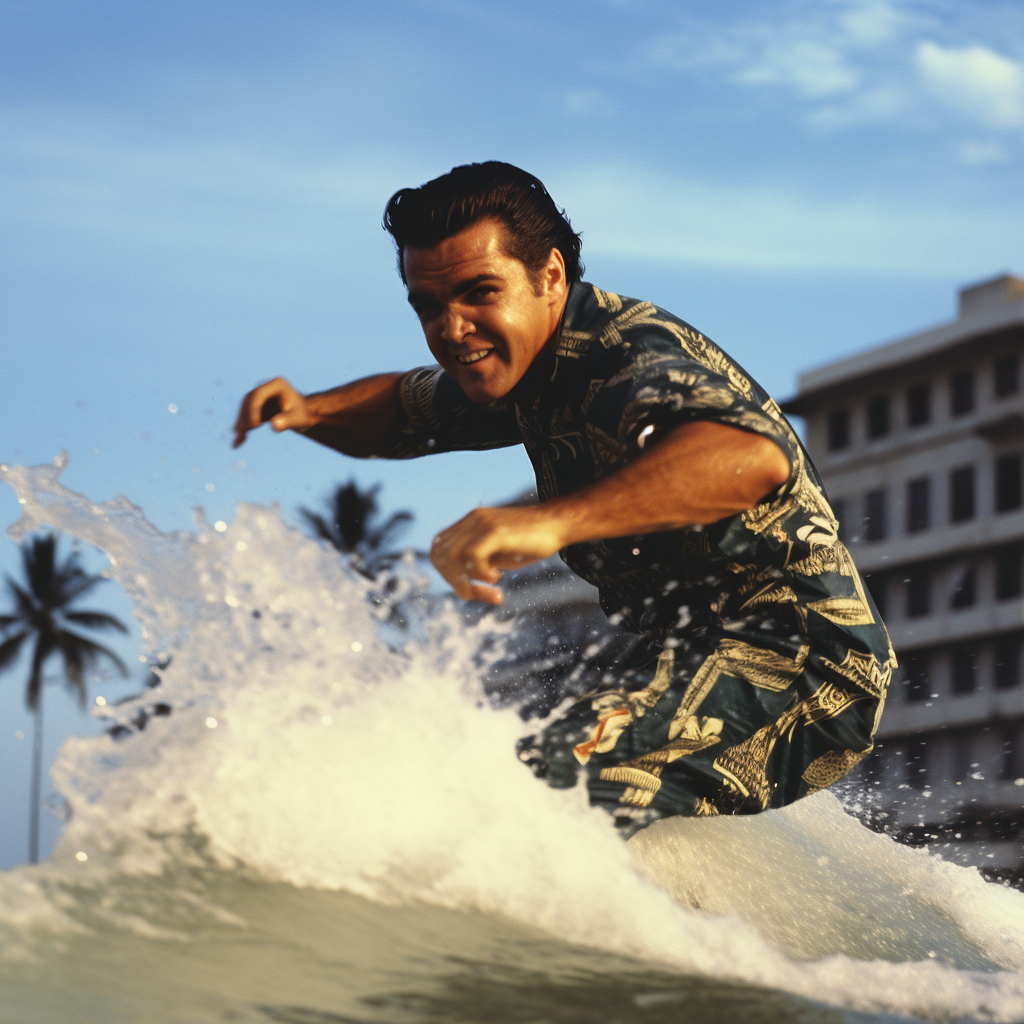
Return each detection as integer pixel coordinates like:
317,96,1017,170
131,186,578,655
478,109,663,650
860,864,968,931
429,505,564,604
232,378,305,448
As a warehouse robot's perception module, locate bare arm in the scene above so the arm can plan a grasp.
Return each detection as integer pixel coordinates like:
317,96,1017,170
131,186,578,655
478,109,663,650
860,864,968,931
431,420,791,604
232,373,406,457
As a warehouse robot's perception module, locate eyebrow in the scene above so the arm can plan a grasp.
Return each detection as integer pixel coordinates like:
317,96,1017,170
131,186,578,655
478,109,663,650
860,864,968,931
407,273,499,307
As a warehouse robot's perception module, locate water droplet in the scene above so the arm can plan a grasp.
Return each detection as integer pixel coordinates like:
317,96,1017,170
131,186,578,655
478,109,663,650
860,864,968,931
351,641,363,652
206,717,218,729
235,541,247,552
168,404,178,414
14,730,24,740
75,851,88,862
205,483,215,492
321,716,333,726
214,521,227,532
95,696,107,706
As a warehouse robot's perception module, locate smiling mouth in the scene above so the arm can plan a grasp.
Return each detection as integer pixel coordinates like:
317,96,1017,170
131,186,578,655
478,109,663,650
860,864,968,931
456,349,493,365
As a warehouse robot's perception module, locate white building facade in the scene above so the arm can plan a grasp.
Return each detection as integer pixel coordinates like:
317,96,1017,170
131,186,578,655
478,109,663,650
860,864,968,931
782,274,1024,884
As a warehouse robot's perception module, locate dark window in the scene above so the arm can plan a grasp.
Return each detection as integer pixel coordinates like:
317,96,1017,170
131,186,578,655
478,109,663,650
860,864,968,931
951,732,975,782
995,453,1022,511
906,477,930,533
865,488,887,541
949,369,975,416
994,634,1022,689
866,396,890,438
907,383,931,426
904,652,930,702
950,466,975,522
1000,725,1022,782
908,738,929,789
906,569,930,617
950,564,976,609
951,645,977,693
831,498,847,544
995,545,1023,600
828,408,850,451
995,353,1019,397
866,575,887,619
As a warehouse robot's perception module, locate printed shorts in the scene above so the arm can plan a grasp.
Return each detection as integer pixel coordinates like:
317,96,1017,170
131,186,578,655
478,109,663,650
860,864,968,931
516,632,884,837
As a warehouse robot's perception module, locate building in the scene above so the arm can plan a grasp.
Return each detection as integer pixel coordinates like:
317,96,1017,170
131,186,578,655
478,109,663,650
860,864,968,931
782,274,1024,884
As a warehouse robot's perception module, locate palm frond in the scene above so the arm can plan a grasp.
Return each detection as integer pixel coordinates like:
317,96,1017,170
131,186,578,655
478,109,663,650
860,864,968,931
5,577,35,617
58,630,129,679
63,610,129,633
0,613,24,630
365,510,413,552
0,630,30,671
57,571,108,605
57,632,85,687
298,508,340,547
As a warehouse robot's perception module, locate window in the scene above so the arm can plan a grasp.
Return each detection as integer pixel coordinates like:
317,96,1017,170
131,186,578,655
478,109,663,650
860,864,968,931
867,396,890,438
995,545,1023,600
831,497,848,543
994,634,1022,689
995,453,1022,512
906,477,930,533
903,652,930,702
828,408,850,451
950,466,975,522
951,645,977,694
907,382,931,426
906,569,931,617
866,575,887,619
1001,724,1023,782
995,353,1019,397
950,564,976,609
951,732,975,783
908,738,929,789
949,369,975,416
865,488,887,541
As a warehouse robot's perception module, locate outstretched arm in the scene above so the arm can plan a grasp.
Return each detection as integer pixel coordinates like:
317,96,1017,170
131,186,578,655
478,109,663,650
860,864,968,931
430,420,791,604
232,373,406,457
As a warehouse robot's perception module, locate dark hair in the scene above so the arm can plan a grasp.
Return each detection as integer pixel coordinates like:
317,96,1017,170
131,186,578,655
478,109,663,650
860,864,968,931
382,161,583,286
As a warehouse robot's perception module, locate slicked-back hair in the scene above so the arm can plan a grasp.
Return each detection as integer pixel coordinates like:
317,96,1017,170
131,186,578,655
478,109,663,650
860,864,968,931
383,162,584,287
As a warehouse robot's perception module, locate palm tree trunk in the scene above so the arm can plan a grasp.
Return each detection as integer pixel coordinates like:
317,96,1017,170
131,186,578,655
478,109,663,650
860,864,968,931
29,692,42,864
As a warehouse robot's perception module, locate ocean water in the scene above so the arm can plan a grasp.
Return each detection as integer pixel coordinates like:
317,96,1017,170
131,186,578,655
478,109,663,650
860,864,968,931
1,458,1023,1024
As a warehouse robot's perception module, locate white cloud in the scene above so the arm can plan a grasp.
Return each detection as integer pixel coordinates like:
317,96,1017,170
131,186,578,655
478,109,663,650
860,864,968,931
958,140,1010,165
916,41,1024,128
645,1,1024,134
734,37,862,98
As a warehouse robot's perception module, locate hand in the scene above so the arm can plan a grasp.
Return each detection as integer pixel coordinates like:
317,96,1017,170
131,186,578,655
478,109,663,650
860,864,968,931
430,505,567,605
233,378,314,448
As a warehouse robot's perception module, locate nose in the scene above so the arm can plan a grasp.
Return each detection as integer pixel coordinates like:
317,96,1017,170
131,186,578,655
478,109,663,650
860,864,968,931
440,307,473,344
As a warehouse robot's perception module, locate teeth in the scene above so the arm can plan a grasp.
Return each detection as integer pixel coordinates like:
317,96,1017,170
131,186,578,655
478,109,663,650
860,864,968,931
457,350,492,365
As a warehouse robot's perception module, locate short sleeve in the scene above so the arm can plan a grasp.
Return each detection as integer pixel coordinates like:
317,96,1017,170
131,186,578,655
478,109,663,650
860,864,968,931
585,332,802,497
384,366,522,458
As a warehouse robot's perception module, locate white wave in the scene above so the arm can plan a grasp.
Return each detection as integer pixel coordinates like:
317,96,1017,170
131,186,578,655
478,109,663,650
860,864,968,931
2,458,1023,1022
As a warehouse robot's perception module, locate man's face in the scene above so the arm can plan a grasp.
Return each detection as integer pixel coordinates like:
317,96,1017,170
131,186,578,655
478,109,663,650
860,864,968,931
403,218,568,404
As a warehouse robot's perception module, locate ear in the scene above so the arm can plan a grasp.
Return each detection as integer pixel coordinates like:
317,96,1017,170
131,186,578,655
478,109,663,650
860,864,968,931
538,246,567,298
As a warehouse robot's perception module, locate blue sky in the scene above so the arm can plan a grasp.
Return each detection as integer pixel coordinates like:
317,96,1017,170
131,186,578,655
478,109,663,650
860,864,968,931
1,0,1022,865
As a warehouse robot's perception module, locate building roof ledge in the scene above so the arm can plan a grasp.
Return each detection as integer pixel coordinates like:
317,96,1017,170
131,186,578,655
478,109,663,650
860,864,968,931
781,274,1023,414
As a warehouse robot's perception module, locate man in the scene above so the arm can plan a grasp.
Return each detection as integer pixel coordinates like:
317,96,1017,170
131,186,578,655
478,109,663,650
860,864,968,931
234,162,894,836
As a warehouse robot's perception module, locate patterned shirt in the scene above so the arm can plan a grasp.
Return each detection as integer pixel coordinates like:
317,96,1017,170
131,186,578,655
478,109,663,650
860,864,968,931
388,281,895,710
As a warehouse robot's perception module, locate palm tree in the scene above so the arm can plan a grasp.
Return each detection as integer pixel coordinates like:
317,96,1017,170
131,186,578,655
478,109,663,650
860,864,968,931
299,480,415,578
0,533,128,863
